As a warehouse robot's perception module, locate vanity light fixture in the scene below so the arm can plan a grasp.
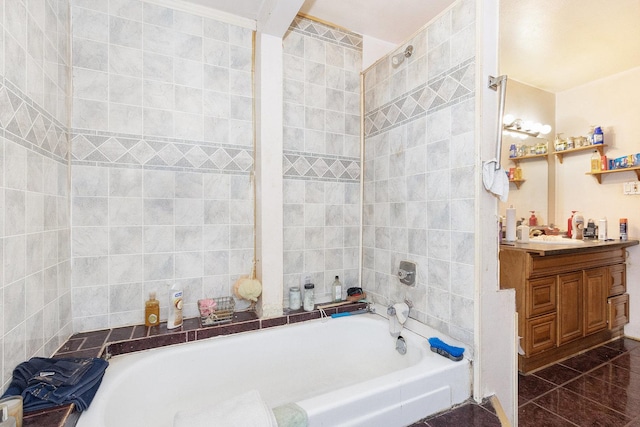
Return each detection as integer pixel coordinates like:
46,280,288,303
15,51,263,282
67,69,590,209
502,114,551,138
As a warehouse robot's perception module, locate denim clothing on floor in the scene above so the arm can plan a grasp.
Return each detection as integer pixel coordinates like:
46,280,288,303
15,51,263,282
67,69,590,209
1,357,108,412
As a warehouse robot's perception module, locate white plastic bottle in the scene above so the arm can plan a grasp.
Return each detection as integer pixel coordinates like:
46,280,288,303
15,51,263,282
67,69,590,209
572,212,584,240
167,284,184,329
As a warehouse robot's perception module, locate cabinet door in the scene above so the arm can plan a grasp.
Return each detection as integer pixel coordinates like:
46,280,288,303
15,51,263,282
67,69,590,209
583,268,608,335
609,264,626,296
557,272,583,345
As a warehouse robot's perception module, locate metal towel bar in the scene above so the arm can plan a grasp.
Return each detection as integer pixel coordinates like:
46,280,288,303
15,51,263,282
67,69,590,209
488,75,508,170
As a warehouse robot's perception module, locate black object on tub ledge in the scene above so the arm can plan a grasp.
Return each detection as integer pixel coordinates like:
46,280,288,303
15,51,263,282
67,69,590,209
1,357,108,413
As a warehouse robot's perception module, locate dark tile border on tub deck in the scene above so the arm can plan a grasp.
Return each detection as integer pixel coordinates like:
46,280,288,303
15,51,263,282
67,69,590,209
22,302,367,427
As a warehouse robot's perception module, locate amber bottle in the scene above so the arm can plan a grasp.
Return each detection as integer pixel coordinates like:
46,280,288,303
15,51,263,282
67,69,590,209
145,291,160,327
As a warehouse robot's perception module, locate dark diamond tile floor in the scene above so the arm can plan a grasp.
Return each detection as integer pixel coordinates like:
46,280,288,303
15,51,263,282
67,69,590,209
517,337,640,427
410,337,640,427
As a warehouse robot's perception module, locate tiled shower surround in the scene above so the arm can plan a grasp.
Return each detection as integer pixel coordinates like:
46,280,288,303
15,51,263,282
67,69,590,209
0,0,72,389
362,0,476,350
69,0,255,331
281,17,362,301
0,0,480,398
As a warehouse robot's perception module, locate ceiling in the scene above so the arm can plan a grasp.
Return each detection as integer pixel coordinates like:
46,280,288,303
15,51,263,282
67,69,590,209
184,0,454,43
185,0,640,93
500,0,640,93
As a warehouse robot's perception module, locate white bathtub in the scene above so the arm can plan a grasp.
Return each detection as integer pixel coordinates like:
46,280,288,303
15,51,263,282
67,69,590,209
77,313,471,427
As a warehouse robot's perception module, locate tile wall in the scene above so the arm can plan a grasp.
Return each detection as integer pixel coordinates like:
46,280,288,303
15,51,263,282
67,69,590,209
69,0,255,332
362,0,477,349
0,0,72,389
281,17,362,303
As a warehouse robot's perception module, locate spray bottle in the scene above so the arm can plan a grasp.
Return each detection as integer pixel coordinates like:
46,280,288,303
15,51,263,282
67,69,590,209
567,211,576,238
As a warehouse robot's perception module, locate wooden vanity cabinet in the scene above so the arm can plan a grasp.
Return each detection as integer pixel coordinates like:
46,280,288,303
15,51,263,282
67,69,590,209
500,243,635,373
557,271,584,345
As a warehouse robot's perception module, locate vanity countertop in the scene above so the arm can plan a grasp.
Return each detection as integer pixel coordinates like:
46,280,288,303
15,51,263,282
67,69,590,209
500,238,639,256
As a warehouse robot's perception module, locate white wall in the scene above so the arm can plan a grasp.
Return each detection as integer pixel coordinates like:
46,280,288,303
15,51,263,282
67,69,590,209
555,66,640,337
362,35,396,70
477,0,517,422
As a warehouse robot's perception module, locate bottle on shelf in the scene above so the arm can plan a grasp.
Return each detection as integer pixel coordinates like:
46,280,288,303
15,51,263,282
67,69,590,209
167,283,183,329
514,166,523,180
593,126,604,145
145,291,160,327
587,125,595,145
528,211,537,226
591,150,601,172
332,276,342,302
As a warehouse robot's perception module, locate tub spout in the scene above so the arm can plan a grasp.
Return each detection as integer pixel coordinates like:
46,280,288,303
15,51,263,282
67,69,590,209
366,302,376,313
396,336,407,355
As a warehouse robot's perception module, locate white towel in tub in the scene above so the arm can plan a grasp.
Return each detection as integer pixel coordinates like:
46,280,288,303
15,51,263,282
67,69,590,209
173,390,278,427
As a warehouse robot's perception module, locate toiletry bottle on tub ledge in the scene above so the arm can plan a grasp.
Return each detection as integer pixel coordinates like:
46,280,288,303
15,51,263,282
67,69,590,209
168,283,184,329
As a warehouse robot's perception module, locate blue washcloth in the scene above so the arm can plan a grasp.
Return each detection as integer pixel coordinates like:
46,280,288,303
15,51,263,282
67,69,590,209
428,337,464,361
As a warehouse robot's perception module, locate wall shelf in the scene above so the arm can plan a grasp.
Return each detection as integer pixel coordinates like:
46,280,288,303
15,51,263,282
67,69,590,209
509,179,525,189
586,166,640,183
555,144,607,164
509,153,548,166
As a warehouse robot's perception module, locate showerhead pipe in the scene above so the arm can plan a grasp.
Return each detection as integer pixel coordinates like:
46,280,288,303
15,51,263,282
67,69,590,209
392,45,414,66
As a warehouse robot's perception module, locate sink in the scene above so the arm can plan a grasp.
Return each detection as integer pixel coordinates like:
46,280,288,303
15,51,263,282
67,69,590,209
529,236,585,244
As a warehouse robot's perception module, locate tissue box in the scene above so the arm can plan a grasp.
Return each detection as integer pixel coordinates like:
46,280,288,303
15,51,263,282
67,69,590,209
611,155,634,169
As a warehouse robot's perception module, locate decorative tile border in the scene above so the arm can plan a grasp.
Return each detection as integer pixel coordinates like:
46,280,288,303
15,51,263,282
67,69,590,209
71,130,254,174
365,59,475,137
0,77,69,164
283,150,360,182
289,15,363,52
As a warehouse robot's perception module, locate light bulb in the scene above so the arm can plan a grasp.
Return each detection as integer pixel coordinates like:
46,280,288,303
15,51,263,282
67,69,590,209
503,114,515,126
532,122,542,133
540,124,552,135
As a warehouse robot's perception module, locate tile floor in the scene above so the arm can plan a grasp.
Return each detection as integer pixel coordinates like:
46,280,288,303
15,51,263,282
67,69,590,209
518,337,640,426
411,337,640,427
410,399,501,426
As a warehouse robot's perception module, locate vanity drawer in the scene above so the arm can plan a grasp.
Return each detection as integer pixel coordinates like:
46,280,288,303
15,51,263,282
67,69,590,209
524,313,557,356
526,277,557,318
608,294,629,329
609,264,626,296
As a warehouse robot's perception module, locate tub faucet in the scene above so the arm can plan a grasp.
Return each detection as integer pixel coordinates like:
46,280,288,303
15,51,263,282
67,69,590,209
366,301,375,314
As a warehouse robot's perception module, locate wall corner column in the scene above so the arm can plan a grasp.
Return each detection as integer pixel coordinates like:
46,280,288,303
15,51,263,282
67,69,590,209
254,32,285,318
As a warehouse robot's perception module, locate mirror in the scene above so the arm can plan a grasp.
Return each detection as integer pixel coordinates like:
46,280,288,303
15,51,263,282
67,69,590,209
497,80,555,227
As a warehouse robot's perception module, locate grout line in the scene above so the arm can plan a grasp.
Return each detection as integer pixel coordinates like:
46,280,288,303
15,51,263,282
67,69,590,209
527,401,581,427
